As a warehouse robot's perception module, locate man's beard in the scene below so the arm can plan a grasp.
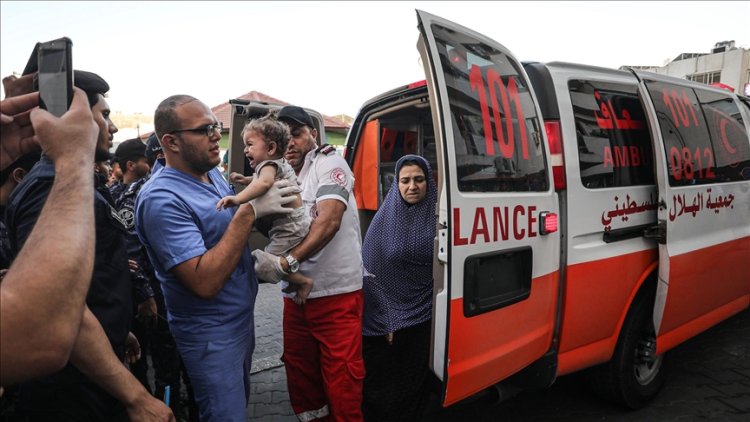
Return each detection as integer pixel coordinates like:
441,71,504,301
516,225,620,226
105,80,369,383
179,137,218,175
186,158,217,175
94,147,111,162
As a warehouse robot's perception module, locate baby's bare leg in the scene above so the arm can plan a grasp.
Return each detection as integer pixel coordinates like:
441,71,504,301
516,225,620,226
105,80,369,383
285,272,313,305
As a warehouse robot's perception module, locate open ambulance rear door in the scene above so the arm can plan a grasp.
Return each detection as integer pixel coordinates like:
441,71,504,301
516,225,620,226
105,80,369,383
635,73,750,354
415,10,561,406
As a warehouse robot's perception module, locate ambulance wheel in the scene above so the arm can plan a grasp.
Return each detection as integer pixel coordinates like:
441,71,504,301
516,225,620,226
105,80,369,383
588,288,666,409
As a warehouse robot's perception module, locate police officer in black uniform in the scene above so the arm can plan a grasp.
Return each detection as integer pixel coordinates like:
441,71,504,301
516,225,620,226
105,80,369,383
5,71,172,421
111,139,154,309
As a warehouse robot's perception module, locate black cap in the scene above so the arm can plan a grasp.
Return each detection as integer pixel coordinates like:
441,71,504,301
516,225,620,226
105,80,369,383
145,133,162,160
74,70,109,96
71,70,109,108
115,138,146,162
277,106,314,128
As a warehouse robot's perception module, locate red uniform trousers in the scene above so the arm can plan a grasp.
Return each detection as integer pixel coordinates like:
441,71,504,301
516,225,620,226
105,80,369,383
282,289,365,422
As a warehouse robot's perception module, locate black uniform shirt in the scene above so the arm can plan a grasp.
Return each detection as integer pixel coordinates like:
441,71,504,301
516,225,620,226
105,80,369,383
5,155,133,419
111,176,155,303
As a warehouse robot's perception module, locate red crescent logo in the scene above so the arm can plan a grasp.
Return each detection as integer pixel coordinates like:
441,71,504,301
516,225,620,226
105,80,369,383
331,168,347,186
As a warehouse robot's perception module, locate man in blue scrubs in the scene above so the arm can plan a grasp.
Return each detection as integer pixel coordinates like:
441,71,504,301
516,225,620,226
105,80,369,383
135,95,295,421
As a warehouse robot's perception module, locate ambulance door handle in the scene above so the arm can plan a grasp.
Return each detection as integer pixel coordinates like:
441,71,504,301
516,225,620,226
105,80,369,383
658,198,667,210
643,220,666,244
437,227,448,263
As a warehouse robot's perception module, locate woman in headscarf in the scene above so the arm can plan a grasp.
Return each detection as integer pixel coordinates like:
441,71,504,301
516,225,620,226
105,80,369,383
361,154,437,421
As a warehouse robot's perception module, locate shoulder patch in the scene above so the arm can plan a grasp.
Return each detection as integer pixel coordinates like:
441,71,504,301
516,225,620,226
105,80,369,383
117,205,135,229
316,144,336,156
330,167,348,187
110,204,131,230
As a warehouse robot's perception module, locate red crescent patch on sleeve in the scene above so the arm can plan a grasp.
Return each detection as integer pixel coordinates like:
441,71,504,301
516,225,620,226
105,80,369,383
331,167,347,187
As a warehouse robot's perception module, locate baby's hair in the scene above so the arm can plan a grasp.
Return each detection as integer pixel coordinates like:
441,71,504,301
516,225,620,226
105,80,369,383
241,110,291,158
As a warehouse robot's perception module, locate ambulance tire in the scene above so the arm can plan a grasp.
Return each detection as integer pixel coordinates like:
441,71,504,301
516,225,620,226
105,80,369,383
588,287,666,409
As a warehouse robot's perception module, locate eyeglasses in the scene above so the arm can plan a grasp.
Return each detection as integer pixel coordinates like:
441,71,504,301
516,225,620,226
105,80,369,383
169,123,222,137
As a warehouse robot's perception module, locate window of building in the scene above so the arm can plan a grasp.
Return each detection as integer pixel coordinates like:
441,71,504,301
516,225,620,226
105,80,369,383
687,71,721,85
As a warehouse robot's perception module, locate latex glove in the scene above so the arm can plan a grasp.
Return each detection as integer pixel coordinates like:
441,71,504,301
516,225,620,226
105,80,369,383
249,179,299,219
252,249,286,284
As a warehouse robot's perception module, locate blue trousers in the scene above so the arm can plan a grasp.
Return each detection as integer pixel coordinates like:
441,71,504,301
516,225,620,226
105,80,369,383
176,329,254,422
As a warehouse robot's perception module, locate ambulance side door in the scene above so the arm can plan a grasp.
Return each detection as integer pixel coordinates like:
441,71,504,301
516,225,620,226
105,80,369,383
416,10,560,406
636,74,750,352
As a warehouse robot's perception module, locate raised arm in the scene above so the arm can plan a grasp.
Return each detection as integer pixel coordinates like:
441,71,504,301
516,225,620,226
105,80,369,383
1,88,101,384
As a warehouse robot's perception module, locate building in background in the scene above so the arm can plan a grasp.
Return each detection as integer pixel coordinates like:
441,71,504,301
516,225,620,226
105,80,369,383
110,111,154,152
111,92,352,154
622,40,750,96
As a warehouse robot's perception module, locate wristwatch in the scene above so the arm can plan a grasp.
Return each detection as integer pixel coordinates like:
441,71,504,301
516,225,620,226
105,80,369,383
284,254,300,274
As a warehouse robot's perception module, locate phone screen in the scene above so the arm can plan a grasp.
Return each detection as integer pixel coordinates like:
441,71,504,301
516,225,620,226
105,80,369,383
38,38,72,117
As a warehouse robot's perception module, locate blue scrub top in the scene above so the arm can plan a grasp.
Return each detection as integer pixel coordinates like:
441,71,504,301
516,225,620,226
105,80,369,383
135,166,257,341
150,157,165,177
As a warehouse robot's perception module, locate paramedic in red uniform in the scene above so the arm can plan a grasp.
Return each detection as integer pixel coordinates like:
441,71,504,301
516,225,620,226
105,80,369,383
256,105,365,421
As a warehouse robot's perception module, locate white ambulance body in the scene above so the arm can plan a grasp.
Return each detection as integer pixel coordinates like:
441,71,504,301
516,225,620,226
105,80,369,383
345,10,750,409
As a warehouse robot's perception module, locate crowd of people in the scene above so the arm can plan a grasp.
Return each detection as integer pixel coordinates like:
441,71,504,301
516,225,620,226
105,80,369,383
0,60,438,422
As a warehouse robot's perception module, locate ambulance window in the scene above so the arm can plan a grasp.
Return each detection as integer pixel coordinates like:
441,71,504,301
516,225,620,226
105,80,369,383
430,24,548,192
380,127,419,163
379,126,419,199
568,80,654,188
645,80,750,185
694,89,750,182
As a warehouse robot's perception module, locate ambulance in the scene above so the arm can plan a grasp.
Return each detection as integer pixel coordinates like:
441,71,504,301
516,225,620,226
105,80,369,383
344,10,750,409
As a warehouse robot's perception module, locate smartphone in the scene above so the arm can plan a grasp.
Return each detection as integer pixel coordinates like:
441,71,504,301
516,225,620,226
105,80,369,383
37,37,73,117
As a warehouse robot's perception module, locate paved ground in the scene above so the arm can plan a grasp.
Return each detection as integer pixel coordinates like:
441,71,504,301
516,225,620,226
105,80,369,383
423,306,750,421
247,284,295,421
248,283,750,421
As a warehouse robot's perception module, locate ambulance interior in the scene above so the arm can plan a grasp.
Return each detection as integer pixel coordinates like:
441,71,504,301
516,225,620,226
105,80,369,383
351,99,438,234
